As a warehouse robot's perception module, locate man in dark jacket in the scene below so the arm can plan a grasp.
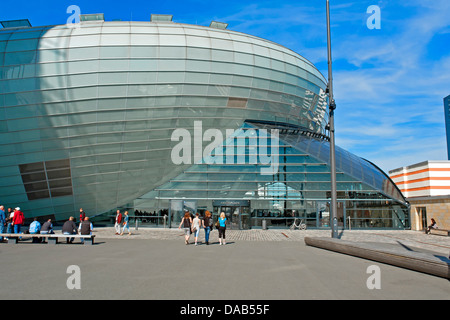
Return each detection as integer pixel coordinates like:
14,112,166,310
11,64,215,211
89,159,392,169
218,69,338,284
62,216,78,243
40,219,54,235
78,217,93,244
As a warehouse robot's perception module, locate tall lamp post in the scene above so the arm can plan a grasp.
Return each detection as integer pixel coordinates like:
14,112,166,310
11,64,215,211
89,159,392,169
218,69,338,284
326,0,338,238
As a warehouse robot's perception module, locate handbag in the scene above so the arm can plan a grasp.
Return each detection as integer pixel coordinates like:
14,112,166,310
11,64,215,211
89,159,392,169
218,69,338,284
215,220,220,229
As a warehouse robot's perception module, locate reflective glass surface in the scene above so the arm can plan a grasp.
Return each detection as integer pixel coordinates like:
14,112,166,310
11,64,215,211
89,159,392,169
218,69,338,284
0,21,408,228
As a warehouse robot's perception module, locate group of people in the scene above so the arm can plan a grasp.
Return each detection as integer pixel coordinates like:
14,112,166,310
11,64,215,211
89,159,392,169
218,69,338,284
114,209,131,236
178,210,228,246
0,206,25,241
0,206,94,244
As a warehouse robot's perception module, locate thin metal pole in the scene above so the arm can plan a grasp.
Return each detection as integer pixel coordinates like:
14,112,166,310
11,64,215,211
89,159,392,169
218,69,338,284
326,0,338,238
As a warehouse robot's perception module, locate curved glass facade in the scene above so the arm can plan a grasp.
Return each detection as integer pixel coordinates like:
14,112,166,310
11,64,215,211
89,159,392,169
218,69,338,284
0,20,409,228
136,121,409,229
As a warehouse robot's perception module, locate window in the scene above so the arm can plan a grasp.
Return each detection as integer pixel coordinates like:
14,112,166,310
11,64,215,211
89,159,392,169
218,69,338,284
227,97,247,109
19,158,73,200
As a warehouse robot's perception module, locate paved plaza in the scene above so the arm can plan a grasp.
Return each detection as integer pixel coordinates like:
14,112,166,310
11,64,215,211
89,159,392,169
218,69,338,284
0,227,449,301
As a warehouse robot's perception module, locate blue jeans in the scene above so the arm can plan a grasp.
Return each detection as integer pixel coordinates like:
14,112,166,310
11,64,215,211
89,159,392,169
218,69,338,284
0,223,4,241
14,224,21,234
63,231,75,243
204,227,211,243
14,224,22,240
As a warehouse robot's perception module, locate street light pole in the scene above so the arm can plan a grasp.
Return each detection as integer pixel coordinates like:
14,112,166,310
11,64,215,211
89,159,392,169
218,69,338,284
326,0,338,238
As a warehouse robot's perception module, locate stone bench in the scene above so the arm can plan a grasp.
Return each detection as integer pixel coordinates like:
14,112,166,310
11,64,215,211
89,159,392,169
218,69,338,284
429,228,450,236
0,233,95,245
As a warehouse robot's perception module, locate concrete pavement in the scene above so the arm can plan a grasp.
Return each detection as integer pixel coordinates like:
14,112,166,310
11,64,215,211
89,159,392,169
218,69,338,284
0,228,449,300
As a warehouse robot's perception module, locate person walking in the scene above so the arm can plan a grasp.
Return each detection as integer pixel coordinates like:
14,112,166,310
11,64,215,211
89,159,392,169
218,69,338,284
218,212,227,245
178,210,192,245
202,210,212,245
192,212,201,246
114,209,122,235
12,207,24,238
79,208,86,224
120,211,131,236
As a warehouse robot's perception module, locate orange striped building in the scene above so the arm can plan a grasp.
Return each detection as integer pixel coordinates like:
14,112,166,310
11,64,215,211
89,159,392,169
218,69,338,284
389,161,450,231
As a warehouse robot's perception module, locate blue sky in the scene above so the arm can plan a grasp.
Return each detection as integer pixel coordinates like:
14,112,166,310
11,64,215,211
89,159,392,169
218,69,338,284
1,0,450,173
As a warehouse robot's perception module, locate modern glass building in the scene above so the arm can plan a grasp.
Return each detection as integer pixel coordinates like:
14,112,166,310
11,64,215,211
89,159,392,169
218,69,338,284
0,15,409,229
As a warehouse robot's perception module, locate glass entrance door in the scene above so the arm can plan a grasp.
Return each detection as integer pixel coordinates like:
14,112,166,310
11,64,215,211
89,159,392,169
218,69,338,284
231,206,240,229
214,205,250,230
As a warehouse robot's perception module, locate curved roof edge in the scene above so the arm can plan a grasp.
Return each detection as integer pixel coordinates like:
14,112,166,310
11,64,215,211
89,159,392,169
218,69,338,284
361,158,409,207
0,19,327,85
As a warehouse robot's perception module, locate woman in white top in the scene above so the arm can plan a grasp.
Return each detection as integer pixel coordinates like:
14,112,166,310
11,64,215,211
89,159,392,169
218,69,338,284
192,213,201,246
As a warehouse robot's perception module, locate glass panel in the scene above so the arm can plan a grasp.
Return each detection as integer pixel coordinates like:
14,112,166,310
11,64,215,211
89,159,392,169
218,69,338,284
24,181,48,192
101,33,129,46
159,34,186,46
45,159,70,170
186,47,211,60
68,47,99,60
27,190,50,200
159,46,186,59
50,187,72,197
4,51,36,65
100,46,129,58
19,162,45,174
46,168,71,180
130,34,159,46
6,38,39,51
130,46,158,58
186,35,211,48
68,60,99,73
48,178,72,189
69,34,100,47
38,49,66,62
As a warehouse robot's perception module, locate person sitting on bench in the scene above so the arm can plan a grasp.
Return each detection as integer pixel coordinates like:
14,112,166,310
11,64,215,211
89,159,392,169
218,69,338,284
40,219,54,242
40,219,54,235
62,216,78,243
78,217,93,244
29,218,41,243
426,218,437,234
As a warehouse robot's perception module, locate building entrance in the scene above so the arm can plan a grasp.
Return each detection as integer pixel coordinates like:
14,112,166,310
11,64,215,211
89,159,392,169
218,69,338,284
213,200,251,230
